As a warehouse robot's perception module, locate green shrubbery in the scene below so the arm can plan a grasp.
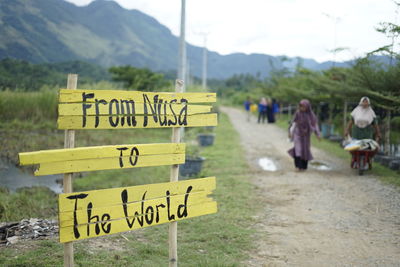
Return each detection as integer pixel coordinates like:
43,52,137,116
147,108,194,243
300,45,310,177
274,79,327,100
0,59,111,91
0,89,58,123
0,81,124,123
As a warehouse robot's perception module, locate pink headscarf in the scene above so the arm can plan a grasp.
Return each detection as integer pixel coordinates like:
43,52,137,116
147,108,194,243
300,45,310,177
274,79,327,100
294,99,319,135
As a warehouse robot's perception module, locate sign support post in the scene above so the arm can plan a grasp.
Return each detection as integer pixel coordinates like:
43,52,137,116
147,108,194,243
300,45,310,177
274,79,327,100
169,79,183,267
64,74,77,267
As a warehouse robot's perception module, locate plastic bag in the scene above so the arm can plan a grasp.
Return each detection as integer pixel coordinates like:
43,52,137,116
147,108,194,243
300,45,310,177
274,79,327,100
288,122,295,142
344,139,378,151
342,135,352,147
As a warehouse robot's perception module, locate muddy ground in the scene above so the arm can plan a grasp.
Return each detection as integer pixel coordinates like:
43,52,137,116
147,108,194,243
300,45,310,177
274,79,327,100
222,107,400,267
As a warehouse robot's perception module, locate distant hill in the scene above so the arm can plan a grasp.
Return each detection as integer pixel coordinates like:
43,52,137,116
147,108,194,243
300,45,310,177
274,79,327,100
0,58,110,90
0,0,375,79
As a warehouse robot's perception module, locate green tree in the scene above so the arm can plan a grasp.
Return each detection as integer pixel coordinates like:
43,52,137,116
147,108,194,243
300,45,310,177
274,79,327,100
352,1,400,111
109,66,169,91
0,58,110,91
351,58,400,111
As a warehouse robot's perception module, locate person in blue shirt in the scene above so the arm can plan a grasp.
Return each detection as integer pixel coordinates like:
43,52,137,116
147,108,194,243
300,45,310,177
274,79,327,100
272,99,280,120
258,97,267,123
244,96,252,122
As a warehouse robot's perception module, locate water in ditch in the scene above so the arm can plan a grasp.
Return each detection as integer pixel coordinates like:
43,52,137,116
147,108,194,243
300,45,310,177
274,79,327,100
0,158,63,193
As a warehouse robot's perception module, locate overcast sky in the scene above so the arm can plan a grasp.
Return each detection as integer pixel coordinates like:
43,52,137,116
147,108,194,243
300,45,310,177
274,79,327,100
66,0,398,63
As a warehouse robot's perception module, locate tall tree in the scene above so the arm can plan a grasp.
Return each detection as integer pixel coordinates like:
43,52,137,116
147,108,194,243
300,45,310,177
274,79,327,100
109,66,169,91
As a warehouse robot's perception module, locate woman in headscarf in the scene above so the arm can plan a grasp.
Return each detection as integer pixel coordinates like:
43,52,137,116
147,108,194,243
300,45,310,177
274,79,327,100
266,98,275,123
288,99,321,171
344,96,381,141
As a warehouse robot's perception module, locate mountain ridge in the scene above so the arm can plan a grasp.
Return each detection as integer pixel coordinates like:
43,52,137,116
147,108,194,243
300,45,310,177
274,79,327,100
0,0,356,79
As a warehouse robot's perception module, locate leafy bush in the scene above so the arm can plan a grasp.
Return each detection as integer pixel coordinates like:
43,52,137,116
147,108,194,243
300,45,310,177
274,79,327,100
109,65,170,91
0,90,58,122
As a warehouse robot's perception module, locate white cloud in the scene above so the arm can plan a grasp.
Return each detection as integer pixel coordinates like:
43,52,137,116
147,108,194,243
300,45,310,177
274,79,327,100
65,0,398,62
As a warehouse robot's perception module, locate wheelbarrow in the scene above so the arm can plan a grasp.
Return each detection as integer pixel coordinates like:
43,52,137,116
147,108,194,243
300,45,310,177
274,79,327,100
350,149,377,176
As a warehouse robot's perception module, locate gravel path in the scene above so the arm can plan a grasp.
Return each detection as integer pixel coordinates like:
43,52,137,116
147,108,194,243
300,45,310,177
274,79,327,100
222,107,400,267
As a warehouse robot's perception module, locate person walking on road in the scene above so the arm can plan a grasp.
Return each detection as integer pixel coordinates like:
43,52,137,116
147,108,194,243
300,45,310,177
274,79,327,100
266,98,275,123
288,99,321,171
258,97,268,123
272,98,280,121
344,96,381,142
244,96,252,122
344,97,381,165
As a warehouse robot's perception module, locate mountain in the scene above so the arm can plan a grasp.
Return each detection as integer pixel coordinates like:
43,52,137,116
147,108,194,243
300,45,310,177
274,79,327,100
0,0,358,79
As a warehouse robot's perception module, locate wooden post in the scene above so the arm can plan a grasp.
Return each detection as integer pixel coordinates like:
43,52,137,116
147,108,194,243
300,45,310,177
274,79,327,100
329,102,333,125
64,74,77,267
343,100,348,134
169,79,183,267
385,109,391,156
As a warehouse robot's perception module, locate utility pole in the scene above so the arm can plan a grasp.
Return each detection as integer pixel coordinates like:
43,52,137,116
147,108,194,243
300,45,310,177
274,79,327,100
193,31,209,90
323,13,341,67
201,34,208,90
170,2,186,265
177,0,186,92
186,58,191,87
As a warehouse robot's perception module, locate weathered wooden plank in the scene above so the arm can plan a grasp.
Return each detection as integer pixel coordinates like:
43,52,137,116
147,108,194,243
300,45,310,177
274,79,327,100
58,103,212,116
57,113,218,129
34,153,185,176
19,143,185,165
63,72,76,267
59,89,216,103
58,177,217,243
59,202,217,243
59,177,216,212
59,191,213,228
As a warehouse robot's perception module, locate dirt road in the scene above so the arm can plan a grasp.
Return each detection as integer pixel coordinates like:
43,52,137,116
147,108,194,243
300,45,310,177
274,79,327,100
222,107,400,267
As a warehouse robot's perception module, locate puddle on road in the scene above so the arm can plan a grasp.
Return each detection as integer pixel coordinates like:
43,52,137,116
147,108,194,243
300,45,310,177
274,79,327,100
258,157,278,171
0,158,63,193
309,160,332,171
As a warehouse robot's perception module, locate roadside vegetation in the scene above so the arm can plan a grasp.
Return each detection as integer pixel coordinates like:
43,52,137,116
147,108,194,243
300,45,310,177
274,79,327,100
0,111,259,266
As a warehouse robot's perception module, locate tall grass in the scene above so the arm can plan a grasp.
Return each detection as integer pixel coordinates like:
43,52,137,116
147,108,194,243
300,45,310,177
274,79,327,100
0,187,57,221
0,90,58,123
0,82,127,124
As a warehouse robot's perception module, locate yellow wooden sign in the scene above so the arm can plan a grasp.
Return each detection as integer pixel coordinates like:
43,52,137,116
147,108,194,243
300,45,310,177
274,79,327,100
59,89,217,103
59,103,212,116
56,89,217,129
58,177,217,243
19,143,185,176
58,113,217,130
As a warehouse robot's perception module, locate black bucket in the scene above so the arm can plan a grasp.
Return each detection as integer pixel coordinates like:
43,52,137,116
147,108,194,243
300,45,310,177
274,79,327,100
328,135,343,143
380,156,397,167
389,160,400,171
179,157,205,178
374,154,383,163
197,134,215,147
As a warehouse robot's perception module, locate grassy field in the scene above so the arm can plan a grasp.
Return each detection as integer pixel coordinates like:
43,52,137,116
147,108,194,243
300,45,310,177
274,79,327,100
0,111,260,266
